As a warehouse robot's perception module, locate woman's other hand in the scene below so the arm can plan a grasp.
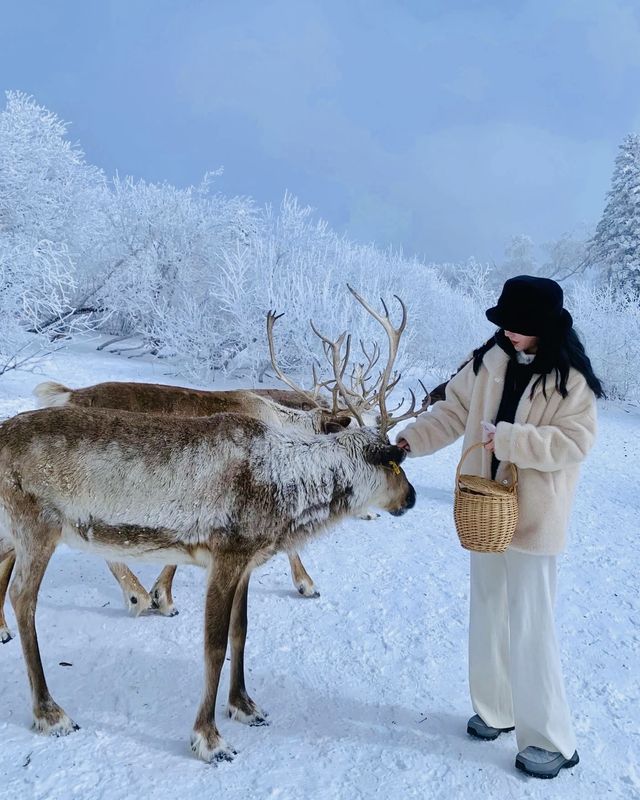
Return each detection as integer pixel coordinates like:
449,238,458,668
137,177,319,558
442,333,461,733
483,431,496,453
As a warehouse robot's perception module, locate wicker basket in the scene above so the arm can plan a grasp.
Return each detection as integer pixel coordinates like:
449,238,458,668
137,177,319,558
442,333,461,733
454,442,518,553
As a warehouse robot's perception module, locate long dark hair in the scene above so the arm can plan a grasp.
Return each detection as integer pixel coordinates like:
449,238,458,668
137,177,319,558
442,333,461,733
472,328,605,399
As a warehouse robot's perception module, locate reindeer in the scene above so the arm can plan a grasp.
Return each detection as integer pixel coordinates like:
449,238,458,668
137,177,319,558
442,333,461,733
25,381,349,616
0,290,423,762
0,387,338,642
0,288,428,642
0,405,415,762
6,286,425,623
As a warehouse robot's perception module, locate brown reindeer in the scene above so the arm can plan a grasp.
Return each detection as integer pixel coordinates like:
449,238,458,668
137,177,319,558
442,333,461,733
23,381,348,617
0,404,415,761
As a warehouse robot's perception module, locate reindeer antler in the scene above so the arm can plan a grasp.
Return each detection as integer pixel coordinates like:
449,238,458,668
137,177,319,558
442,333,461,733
271,291,429,436
309,320,365,427
346,285,429,437
266,311,325,408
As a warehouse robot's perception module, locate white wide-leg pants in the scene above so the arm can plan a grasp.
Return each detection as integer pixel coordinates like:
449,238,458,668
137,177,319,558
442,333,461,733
469,549,577,758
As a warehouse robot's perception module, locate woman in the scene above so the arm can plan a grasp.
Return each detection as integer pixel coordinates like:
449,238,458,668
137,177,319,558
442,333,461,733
397,275,604,780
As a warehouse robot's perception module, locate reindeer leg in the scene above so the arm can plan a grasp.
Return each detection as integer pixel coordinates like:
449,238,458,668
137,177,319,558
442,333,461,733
106,561,153,616
190,554,248,763
287,550,319,597
10,526,78,736
149,565,179,616
226,569,268,726
0,549,16,643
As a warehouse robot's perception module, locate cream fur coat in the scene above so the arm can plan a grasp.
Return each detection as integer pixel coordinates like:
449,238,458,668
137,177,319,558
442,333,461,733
397,344,597,554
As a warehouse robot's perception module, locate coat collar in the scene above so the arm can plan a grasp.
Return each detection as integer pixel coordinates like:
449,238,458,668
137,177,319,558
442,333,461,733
482,344,509,376
483,345,550,423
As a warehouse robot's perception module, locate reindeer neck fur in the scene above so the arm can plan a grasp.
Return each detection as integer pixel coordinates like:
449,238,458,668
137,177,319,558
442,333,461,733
253,425,389,546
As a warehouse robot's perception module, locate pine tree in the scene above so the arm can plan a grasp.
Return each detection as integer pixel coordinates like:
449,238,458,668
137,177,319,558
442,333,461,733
589,133,640,294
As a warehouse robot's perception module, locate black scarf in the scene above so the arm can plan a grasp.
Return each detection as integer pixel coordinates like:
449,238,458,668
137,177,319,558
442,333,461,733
491,334,540,479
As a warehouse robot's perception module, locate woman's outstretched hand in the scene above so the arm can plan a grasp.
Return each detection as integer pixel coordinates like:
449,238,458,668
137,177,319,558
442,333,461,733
396,438,411,453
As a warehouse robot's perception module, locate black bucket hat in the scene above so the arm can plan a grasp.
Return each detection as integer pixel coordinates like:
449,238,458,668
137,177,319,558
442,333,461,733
485,275,573,336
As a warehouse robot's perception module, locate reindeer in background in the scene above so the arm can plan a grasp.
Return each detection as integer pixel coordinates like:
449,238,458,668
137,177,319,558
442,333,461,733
0,288,422,763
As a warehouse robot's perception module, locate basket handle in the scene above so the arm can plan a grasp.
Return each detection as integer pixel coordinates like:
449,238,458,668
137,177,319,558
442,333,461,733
456,441,517,490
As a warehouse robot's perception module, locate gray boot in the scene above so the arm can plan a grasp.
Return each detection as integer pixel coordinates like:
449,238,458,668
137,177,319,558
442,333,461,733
467,714,515,740
515,746,579,779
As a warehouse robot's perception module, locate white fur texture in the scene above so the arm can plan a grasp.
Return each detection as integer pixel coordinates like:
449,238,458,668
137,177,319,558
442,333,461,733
33,381,72,408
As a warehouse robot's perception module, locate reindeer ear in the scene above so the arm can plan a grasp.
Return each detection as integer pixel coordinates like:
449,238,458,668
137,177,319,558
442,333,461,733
365,444,407,467
322,415,352,433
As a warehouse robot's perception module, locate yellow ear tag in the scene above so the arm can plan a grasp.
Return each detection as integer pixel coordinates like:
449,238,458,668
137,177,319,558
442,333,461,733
388,460,401,475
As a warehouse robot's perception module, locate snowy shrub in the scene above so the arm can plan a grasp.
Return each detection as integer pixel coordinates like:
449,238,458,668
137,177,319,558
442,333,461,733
88,174,260,345
568,281,640,403
401,264,492,385
232,195,424,387
0,91,111,322
0,239,78,373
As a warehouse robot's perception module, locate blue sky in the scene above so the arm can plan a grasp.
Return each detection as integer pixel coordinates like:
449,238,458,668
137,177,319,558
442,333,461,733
2,0,639,261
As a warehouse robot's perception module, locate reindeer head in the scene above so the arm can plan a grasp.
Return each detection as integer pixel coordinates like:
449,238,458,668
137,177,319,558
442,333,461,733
329,425,415,517
266,289,424,516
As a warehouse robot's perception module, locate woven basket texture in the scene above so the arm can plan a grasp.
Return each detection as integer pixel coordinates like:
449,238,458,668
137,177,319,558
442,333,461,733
454,443,518,553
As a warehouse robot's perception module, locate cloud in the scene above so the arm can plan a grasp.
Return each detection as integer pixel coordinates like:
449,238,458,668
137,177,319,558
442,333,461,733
7,0,629,262
558,0,640,73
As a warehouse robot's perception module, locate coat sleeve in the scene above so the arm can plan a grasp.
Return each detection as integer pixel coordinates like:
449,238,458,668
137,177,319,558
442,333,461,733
395,360,475,457
493,376,597,472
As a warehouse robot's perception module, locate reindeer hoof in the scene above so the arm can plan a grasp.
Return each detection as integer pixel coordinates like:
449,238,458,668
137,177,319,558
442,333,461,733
124,592,152,617
151,591,178,617
34,711,79,737
190,731,237,763
0,626,13,644
151,602,179,617
296,583,320,598
226,702,270,727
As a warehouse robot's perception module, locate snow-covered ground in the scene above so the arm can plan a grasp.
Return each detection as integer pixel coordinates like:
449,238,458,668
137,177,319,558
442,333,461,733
0,338,638,800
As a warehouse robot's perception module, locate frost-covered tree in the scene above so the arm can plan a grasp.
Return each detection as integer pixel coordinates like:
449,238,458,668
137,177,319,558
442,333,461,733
95,173,261,361
4,91,638,400
588,133,640,294
540,230,589,280
498,234,538,282
0,91,107,367
0,239,77,373
568,280,640,402
0,91,104,241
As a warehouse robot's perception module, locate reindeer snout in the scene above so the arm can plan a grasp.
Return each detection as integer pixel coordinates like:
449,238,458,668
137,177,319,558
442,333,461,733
390,482,416,516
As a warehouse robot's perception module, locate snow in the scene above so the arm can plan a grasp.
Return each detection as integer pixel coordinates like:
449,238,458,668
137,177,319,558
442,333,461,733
0,338,638,800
